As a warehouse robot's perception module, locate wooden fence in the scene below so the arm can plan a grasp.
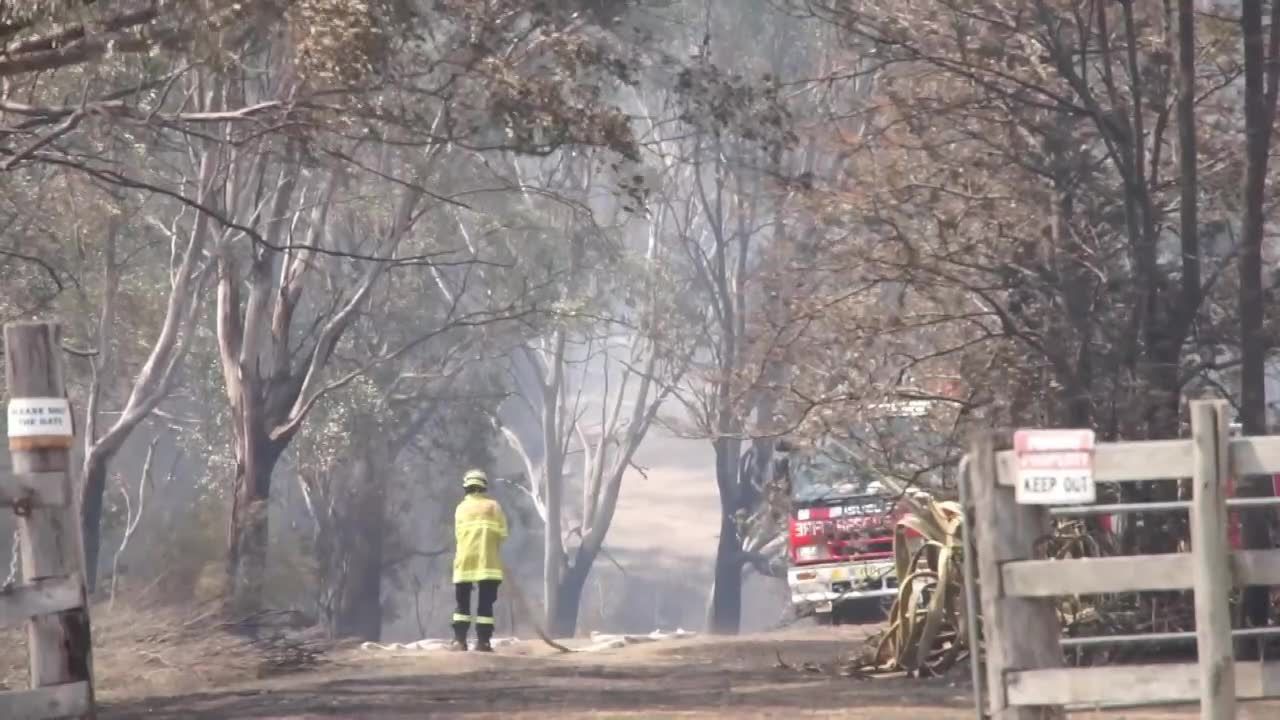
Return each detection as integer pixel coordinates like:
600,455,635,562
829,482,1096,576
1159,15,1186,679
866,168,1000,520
968,399,1280,719
0,323,95,719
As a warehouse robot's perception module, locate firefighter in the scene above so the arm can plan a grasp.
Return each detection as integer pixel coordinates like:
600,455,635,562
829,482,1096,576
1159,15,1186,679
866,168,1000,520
451,468,509,652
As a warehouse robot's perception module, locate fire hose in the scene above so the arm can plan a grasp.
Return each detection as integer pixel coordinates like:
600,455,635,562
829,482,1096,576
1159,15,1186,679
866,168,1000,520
504,574,574,654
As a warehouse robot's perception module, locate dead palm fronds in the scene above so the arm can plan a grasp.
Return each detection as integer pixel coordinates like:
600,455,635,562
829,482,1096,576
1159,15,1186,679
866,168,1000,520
867,489,968,677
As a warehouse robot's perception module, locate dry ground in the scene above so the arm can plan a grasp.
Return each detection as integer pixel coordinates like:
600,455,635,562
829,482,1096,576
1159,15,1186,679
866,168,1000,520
81,624,1276,719
8,613,1280,719
95,624,971,719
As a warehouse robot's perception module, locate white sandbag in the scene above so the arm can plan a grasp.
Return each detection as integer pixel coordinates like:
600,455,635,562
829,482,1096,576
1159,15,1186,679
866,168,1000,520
573,628,697,652
585,628,697,646
359,637,521,652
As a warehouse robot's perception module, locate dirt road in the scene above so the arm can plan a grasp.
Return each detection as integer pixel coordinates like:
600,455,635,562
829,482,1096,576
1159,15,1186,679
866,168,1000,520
93,625,1274,719
97,625,962,719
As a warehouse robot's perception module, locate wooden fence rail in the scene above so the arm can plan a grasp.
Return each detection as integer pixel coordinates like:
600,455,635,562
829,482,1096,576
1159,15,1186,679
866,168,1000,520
0,322,95,719
993,434,1280,485
968,399,1280,719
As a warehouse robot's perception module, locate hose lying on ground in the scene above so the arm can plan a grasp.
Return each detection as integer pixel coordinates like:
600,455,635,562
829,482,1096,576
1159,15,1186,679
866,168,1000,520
504,575,574,654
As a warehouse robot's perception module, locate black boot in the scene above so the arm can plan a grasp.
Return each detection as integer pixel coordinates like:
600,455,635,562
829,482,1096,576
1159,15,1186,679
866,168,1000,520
474,623,494,652
450,622,469,651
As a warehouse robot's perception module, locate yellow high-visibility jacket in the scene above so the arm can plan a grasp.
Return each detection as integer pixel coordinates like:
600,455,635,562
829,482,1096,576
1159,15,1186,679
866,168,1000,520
453,493,509,583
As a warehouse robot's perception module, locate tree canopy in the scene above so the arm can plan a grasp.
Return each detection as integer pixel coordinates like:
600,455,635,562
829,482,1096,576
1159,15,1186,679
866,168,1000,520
3,0,1280,640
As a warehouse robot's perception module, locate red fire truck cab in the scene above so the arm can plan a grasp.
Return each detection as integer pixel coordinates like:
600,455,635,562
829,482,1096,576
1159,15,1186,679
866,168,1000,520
782,399,943,624
786,483,922,623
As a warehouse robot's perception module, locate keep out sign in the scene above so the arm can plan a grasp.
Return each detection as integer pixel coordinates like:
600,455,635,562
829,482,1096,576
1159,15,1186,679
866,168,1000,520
1013,429,1097,505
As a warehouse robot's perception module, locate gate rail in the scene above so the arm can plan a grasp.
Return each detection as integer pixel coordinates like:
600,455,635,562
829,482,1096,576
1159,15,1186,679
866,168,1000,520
0,468,92,719
966,399,1280,719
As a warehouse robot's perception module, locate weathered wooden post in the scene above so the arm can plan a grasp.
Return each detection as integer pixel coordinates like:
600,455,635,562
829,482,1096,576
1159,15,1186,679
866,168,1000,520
1189,399,1234,719
970,431,1064,720
0,322,95,719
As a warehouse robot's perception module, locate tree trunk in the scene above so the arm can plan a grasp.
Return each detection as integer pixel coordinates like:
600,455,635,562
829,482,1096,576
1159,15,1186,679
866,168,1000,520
541,347,567,631
1237,0,1280,637
332,440,387,641
708,438,744,635
550,562,590,638
82,219,119,595
708,511,744,635
543,468,564,632
226,426,285,615
79,444,116,592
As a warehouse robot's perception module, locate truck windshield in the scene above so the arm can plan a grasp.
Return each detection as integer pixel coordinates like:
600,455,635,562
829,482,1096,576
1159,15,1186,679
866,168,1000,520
788,405,949,503
789,446,879,503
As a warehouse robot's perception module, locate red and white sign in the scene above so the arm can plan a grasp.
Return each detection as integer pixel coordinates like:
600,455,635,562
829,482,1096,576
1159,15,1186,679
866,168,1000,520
1013,429,1097,505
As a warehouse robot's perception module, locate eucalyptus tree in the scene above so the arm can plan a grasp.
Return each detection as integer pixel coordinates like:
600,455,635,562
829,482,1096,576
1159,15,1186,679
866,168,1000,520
486,148,695,637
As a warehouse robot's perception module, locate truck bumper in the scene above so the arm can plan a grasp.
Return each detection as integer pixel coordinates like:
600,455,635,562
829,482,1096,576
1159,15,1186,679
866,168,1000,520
788,561,897,609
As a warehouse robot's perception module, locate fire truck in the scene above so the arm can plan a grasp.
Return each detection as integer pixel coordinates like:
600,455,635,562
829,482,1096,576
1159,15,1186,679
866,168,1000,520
782,400,941,624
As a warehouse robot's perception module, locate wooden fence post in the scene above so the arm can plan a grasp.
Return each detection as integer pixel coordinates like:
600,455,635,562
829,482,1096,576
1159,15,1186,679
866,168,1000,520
1189,399,1234,719
971,431,1064,720
4,322,95,718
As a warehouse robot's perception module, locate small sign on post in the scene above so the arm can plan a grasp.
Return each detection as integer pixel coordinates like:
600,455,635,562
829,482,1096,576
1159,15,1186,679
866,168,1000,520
1013,429,1097,505
7,397,74,449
